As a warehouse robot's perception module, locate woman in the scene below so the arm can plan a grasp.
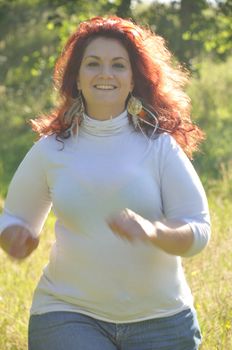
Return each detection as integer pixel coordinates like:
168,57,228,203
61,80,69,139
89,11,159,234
0,16,210,349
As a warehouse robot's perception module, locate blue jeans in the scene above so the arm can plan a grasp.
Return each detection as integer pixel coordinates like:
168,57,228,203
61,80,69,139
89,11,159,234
28,308,202,350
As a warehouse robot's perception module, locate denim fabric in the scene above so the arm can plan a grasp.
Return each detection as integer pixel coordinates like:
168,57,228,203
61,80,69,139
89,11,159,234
28,308,202,350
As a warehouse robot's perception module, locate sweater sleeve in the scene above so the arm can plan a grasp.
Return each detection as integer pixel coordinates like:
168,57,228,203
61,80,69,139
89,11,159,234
0,139,52,238
159,135,211,257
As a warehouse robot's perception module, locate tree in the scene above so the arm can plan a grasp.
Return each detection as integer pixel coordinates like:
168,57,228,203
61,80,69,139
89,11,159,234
116,0,132,17
177,0,208,65
134,0,232,66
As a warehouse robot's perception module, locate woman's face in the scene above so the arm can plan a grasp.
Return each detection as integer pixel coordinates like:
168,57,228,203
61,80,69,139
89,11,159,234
77,36,134,120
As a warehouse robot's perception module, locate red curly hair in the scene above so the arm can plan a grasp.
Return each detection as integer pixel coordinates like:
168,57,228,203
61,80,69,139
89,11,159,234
30,16,204,157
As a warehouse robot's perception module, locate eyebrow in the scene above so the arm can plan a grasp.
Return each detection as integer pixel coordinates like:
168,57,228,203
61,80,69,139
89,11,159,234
84,55,129,62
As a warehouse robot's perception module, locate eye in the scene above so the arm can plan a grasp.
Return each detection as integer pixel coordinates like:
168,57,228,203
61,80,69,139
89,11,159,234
113,62,125,69
87,61,99,67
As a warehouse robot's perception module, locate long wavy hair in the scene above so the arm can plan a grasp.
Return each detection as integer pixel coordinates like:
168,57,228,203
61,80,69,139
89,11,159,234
30,16,204,157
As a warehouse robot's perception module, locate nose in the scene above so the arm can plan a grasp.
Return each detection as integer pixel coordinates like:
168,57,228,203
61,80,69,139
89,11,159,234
99,64,113,78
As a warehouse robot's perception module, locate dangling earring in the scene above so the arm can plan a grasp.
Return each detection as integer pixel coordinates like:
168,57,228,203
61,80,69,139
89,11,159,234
63,93,84,136
127,94,159,136
127,95,143,129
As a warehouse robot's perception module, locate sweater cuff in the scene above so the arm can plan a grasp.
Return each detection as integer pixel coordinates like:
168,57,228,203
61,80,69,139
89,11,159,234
0,209,33,237
181,221,211,257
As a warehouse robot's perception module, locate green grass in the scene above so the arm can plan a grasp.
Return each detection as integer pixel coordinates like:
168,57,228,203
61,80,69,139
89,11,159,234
0,212,56,350
0,175,231,350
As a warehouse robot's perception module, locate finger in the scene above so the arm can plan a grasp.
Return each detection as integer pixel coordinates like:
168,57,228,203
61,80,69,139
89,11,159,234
26,236,39,251
107,220,131,241
9,233,38,259
8,231,28,255
9,243,28,259
107,221,119,232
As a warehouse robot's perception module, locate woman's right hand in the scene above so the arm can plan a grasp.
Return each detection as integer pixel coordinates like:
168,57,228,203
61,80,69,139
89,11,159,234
0,225,39,259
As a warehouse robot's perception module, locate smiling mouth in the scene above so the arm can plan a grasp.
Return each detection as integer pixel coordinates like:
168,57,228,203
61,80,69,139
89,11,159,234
94,85,117,90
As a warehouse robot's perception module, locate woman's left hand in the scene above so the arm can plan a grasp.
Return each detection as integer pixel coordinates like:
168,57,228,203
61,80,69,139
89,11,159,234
107,208,156,243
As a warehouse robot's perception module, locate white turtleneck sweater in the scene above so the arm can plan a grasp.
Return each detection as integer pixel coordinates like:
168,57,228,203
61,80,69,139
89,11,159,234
0,111,210,323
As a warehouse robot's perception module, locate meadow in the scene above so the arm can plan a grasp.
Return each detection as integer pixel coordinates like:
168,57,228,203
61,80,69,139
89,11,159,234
0,168,231,350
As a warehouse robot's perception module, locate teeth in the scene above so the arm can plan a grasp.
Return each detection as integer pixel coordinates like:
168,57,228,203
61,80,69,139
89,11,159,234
94,85,116,90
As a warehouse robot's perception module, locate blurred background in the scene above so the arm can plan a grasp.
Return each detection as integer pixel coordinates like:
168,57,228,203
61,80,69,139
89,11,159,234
0,0,231,193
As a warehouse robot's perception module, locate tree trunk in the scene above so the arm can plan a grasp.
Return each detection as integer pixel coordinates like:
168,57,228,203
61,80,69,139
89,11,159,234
178,0,207,65
116,0,132,18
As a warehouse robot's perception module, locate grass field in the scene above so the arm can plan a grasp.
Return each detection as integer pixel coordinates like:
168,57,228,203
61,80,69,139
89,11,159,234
0,173,231,350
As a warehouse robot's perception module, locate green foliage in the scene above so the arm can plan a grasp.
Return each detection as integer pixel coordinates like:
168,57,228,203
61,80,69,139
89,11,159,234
134,0,232,66
0,87,51,195
188,57,232,181
0,0,231,195
134,1,181,55
182,3,232,61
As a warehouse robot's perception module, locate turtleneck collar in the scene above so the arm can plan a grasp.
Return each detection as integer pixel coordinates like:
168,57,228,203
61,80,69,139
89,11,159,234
80,110,131,136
